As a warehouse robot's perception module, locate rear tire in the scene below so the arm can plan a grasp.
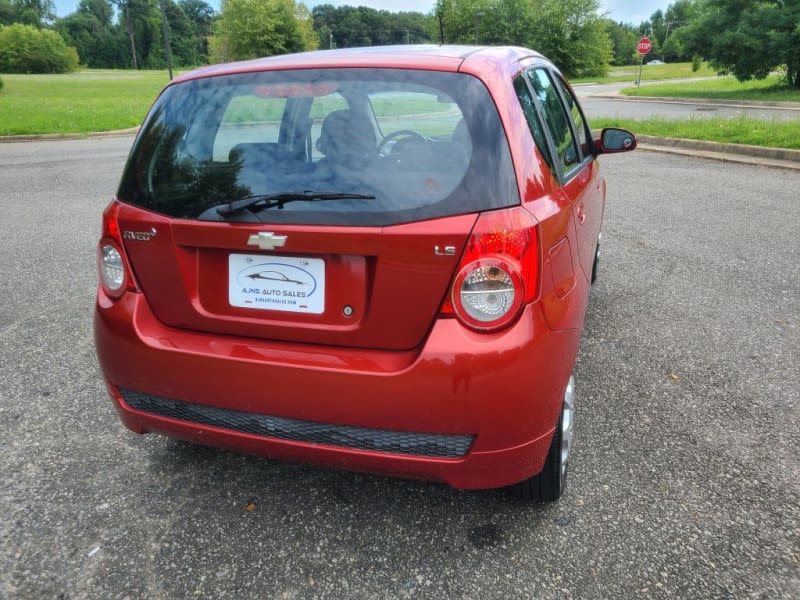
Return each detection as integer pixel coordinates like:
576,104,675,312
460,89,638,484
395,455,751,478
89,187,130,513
507,375,575,502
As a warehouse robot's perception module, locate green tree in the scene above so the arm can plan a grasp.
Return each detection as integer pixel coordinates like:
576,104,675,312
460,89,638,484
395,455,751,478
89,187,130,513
662,0,695,61
336,6,374,46
138,0,210,68
0,22,79,72
0,0,54,27
662,27,688,62
136,2,168,68
394,11,433,44
8,0,54,27
100,0,166,70
211,0,317,62
294,1,316,50
638,0,696,62
0,1,16,25
435,0,612,77
55,10,103,64
55,0,129,67
160,0,199,66
178,0,214,63
110,0,153,69
80,0,113,27
605,19,640,66
57,1,104,65
532,0,612,76
55,0,213,68
684,0,800,88
312,4,434,49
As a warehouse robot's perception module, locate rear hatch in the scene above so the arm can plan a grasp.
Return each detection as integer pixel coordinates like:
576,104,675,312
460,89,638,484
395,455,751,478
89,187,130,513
118,207,477,350
115,66,519,350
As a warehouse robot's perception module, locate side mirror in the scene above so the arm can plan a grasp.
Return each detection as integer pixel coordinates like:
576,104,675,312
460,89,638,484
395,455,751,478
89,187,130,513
595,128,637,154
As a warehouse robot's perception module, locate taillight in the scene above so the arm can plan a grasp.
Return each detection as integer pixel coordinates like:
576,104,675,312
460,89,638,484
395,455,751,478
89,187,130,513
443,206,539,332
97,201,137,297
100,245,125,293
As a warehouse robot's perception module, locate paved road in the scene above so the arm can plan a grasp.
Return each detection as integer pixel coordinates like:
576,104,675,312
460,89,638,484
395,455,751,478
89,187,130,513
576,81,800,121
1,138,798,599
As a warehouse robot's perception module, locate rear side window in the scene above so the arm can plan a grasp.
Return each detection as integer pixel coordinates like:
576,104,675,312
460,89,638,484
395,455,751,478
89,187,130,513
118,69,518,226
527,69,580,175
513,76,555,174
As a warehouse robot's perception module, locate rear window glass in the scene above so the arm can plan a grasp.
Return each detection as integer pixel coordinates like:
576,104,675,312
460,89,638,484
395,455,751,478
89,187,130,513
118,68,518,226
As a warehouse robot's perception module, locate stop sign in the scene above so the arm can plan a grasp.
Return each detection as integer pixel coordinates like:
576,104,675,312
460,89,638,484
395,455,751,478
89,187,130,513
637,37,652,55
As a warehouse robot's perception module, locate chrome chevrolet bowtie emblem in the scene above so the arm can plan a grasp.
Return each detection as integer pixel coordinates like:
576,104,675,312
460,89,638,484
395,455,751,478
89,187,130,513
247,232,288,250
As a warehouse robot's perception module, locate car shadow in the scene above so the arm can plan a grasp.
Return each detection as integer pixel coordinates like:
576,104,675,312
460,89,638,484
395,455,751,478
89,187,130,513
142,437,560,554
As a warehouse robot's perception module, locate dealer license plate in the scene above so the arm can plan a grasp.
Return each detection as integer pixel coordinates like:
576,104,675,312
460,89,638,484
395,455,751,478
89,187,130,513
228,254,325,314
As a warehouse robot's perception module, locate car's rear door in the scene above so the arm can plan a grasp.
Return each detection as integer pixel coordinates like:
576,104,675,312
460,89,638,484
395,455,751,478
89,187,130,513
114,67,521,352
524,67,602,283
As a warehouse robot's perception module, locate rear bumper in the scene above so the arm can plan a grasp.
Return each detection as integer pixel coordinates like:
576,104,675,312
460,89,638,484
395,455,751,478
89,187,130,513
95,290,580,489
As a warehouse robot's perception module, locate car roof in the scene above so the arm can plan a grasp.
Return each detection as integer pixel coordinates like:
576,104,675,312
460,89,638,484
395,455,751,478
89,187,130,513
171,45,547,85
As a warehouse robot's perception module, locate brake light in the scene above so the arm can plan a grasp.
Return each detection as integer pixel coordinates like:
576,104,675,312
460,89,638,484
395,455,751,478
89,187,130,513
442,206,539,332
97,201,138,297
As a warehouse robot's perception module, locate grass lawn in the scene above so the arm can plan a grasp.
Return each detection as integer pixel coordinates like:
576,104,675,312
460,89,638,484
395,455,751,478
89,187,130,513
592,115,800,150
620,75,800,102
571,62,718,84
0,69,172,136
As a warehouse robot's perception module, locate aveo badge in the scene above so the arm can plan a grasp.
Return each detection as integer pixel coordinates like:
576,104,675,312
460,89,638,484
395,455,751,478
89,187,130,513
229,254,325,314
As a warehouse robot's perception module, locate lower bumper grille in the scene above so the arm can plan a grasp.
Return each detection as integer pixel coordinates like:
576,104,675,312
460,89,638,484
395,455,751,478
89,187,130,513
119,388,474,458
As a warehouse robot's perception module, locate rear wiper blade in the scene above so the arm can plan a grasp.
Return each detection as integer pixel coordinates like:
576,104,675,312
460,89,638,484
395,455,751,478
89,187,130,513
217,191,375,217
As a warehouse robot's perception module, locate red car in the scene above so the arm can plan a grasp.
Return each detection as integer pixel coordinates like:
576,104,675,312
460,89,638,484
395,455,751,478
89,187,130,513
95,45,635,501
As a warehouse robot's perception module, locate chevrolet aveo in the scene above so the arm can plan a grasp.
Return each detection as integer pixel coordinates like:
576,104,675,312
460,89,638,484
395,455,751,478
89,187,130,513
95,45,636,501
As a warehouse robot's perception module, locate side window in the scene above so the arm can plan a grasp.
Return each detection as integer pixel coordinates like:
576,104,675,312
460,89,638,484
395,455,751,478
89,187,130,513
309,92,349,159
213,96,286,161
368,91,462,139
553,75,591,157
527,69,580,175
513,76,556,175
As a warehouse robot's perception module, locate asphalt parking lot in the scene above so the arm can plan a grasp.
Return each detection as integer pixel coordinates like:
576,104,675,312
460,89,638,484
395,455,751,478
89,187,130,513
1,138,798,599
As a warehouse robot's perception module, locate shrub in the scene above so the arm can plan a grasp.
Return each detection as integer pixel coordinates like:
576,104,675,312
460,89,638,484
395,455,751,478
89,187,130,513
0,24,80,74
692,55,703,73
0,76,4,92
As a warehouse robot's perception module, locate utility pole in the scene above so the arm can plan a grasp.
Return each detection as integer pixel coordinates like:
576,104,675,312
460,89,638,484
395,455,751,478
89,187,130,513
662,21,682,61
158,0,174,80
122,5,137,70
475,12,484,44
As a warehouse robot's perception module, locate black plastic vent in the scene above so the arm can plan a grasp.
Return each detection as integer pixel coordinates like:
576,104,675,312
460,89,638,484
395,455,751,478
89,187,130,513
120,388,473,458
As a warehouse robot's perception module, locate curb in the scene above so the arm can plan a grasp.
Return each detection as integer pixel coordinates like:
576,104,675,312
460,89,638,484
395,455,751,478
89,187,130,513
637,135,800,162
635,135,800,171
0,127,140,143
589,93,800,111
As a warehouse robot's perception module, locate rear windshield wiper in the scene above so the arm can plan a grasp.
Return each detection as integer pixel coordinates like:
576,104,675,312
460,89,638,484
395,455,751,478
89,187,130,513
217,191,375,217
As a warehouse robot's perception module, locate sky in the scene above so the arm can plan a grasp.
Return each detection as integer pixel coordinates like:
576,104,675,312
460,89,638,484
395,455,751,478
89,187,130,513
52,0,667,28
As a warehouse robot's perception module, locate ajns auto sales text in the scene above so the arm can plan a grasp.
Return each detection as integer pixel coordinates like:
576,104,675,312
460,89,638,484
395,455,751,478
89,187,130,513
242,288,307,298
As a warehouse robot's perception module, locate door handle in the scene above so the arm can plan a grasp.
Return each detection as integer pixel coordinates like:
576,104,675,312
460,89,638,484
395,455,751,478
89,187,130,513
577,204,586,224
